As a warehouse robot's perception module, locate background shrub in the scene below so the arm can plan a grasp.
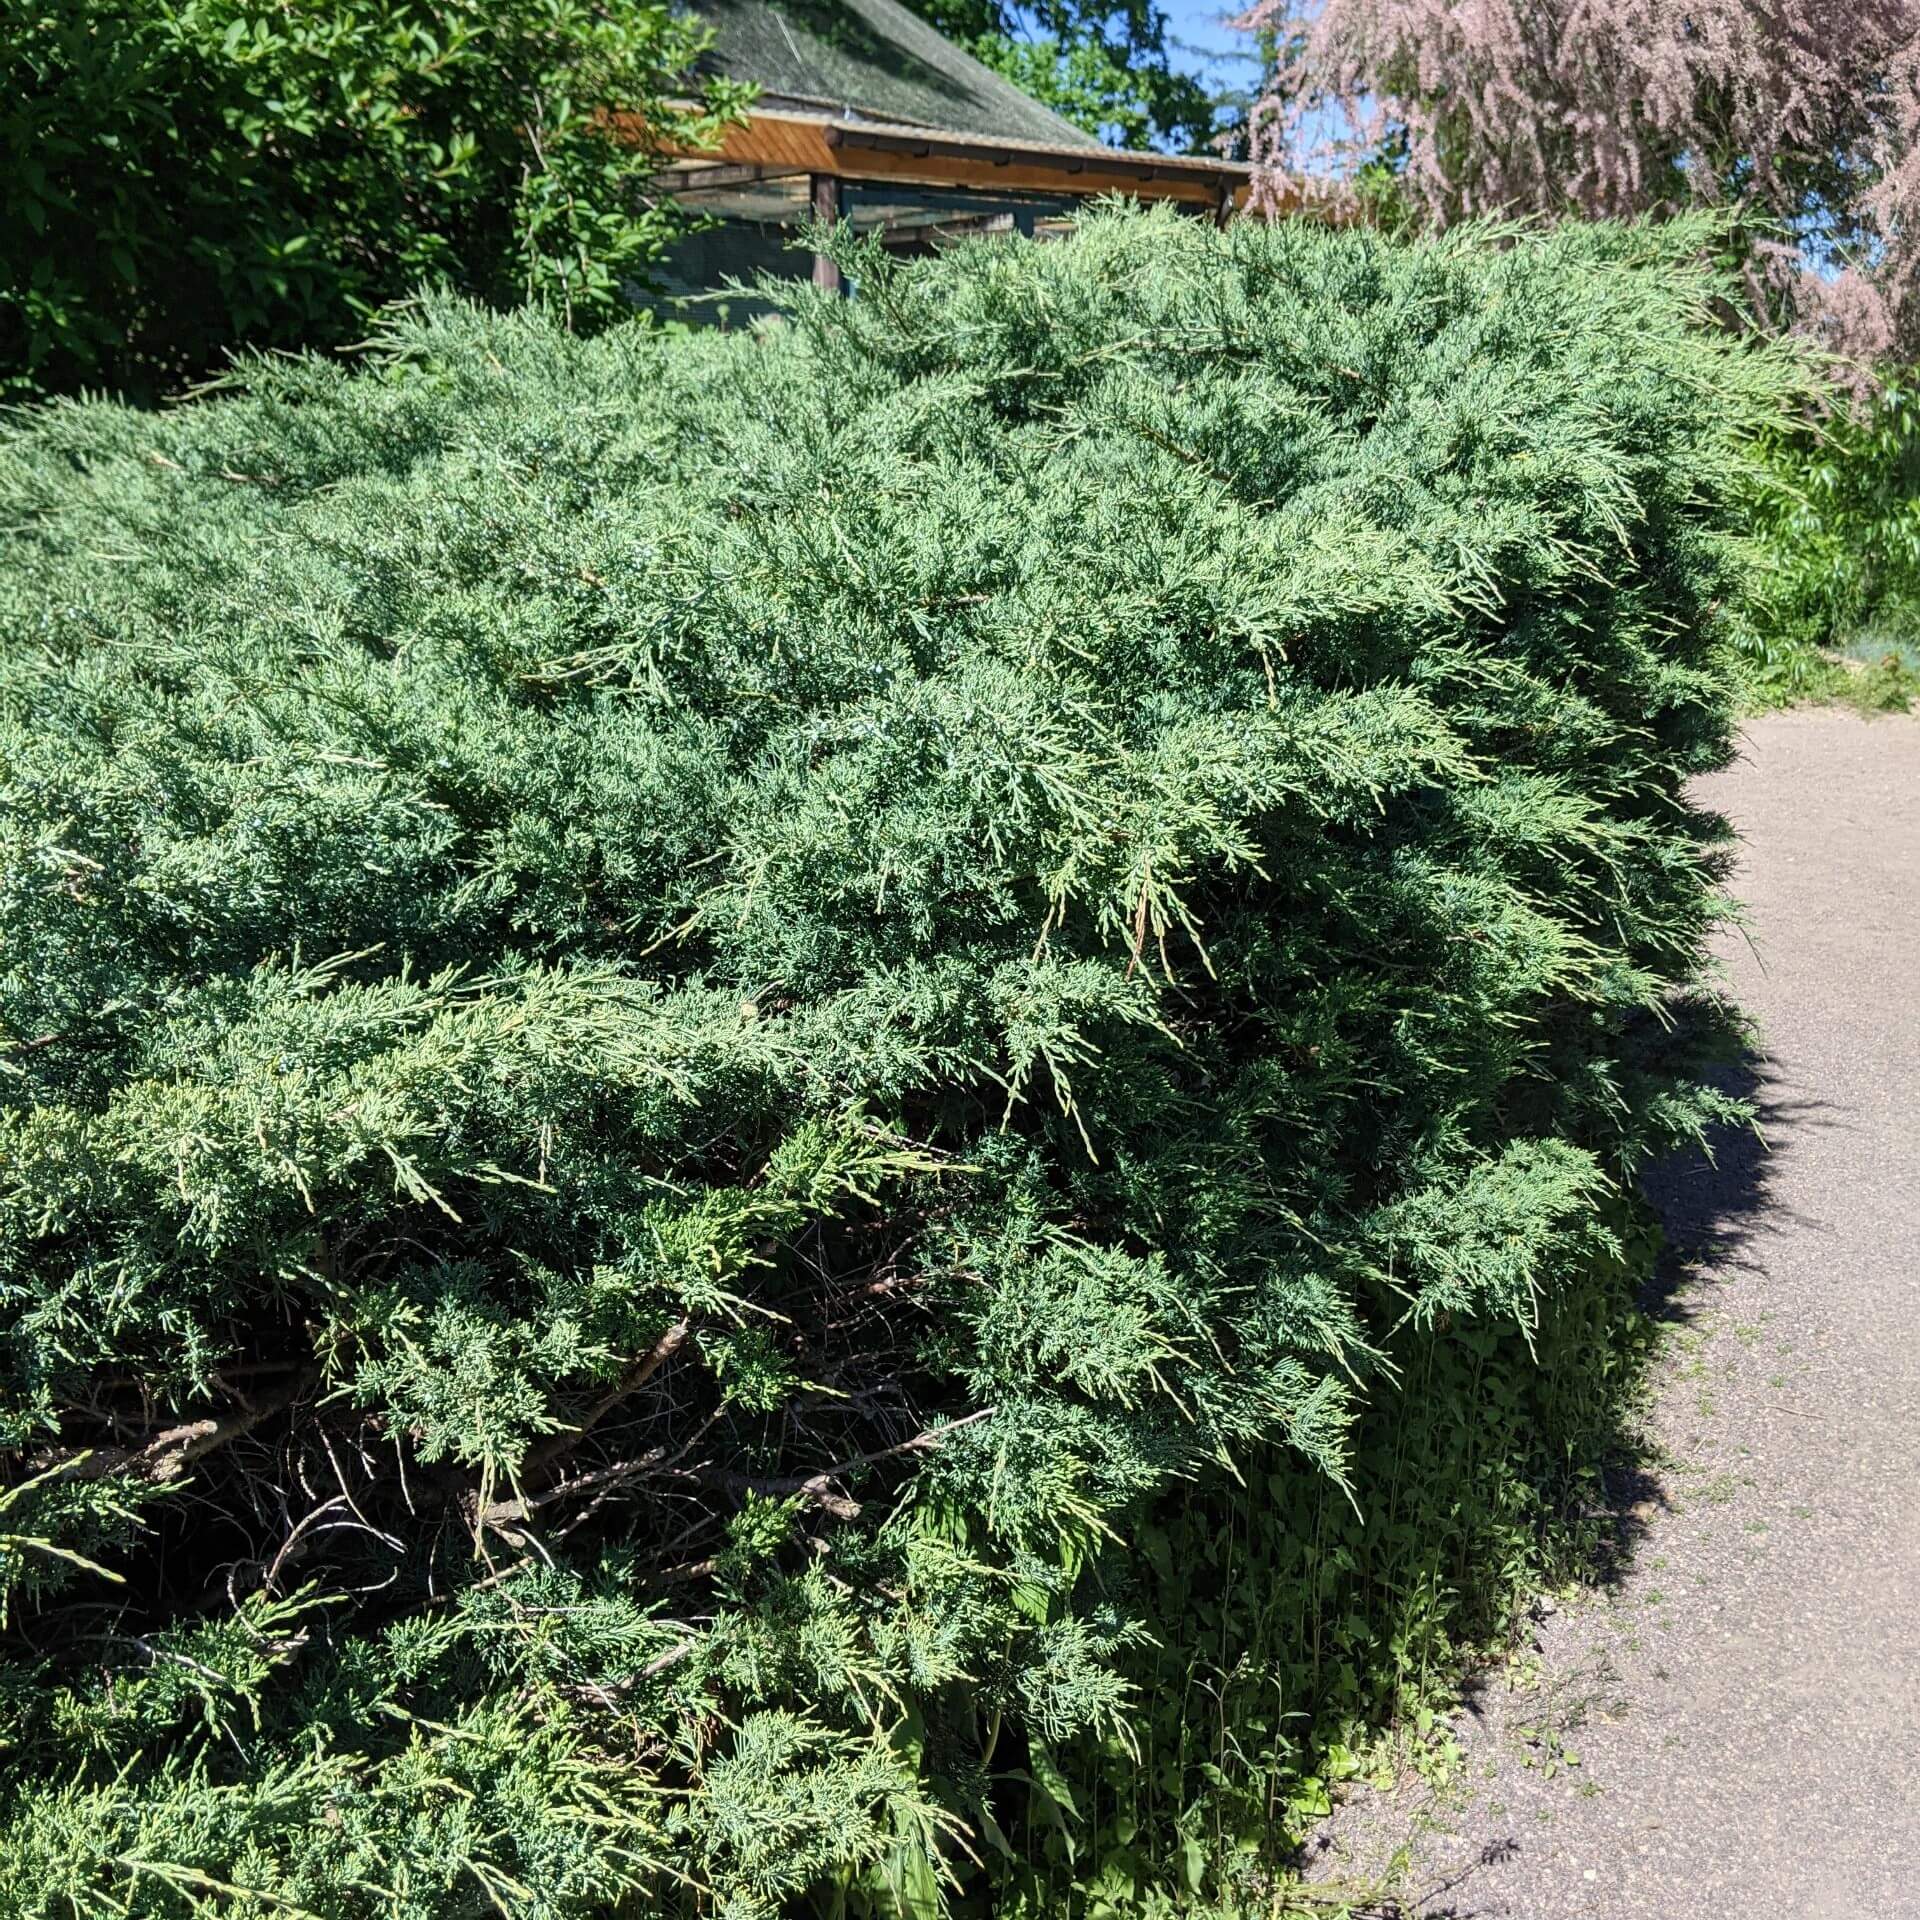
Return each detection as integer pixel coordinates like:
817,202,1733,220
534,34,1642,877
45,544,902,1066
0,207,1800,1915
1741,381,1920,709
1,0,744,401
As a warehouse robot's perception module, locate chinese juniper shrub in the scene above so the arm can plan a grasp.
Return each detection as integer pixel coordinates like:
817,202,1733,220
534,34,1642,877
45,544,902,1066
0,206,1799,1916
1,0,746,401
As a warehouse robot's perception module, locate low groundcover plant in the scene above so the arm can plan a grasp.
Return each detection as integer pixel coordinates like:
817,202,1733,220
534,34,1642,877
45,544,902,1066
0,205,1802,1916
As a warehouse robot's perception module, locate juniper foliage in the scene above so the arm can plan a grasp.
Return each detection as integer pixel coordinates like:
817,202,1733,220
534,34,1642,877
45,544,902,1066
0,206,1799,1915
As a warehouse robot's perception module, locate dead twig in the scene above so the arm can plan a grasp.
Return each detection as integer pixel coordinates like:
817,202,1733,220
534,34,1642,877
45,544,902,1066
516,1320,691,1490
33,1371,320,1485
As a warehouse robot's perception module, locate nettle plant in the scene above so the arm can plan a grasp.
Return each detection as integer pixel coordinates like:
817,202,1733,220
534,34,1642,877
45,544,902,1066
0,207,1800,1916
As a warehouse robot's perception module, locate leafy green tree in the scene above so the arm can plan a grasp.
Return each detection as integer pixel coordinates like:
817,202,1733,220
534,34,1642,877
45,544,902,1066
910,0,1217,149
1,0,747,400
965,29,1160,146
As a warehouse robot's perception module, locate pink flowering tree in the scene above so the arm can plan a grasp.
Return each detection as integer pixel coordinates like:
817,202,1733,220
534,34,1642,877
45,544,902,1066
1239,0,1920,364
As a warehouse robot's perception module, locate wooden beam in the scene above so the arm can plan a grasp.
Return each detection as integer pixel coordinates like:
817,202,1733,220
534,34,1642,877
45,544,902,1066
818,135,1239,209
619,109,1265,213
823,122,1254,210
655,161,806,193
811,174,843,291
621,110,838,176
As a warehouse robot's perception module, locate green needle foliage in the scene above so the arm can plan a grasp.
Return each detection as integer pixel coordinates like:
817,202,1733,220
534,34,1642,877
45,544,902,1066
0,205,1801,1916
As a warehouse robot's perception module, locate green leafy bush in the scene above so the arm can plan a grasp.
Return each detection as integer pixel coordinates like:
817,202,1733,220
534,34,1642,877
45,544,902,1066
2,0,744,401
0,206,1800,1915
1742,378,1920,708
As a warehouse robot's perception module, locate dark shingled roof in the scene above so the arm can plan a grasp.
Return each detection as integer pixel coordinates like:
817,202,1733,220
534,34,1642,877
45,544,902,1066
690,0,1105,150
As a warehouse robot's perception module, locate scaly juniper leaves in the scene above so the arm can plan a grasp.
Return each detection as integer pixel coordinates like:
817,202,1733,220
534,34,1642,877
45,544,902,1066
0,206,1801,1915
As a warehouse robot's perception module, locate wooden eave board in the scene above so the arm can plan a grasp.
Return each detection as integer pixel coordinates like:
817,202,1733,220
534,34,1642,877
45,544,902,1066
618,110,1258,210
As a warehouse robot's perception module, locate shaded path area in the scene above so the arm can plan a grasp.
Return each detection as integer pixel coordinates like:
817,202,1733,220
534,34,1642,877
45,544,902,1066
1317,707,1920,1918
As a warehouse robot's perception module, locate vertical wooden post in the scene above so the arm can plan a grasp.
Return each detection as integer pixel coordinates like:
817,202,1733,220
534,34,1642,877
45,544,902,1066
811,174,843,292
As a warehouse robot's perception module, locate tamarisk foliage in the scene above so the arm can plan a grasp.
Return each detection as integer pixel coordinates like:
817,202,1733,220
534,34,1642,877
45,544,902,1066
1242,0,1920,367
0,207,1799,1915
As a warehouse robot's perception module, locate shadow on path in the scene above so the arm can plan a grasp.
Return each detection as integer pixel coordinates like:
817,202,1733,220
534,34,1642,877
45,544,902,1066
1355,1050,1841,1920
1583,1058,1834,1576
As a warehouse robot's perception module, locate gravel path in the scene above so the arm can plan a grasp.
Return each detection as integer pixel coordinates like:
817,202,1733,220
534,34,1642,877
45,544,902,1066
1312,705,1920,1919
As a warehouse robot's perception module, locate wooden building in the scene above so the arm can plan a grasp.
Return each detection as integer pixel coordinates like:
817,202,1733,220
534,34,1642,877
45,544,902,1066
619,0,1253,307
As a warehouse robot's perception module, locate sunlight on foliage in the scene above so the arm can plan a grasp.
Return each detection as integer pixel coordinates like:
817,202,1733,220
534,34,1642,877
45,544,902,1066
0,205,1804,1913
